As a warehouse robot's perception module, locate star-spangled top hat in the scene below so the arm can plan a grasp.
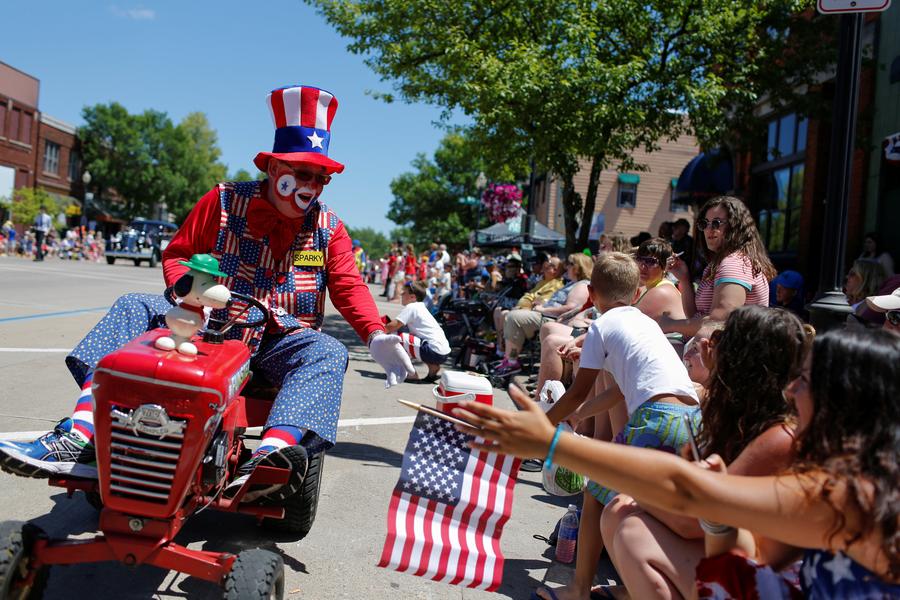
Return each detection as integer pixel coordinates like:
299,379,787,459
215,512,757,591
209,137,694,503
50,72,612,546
253,85,345,175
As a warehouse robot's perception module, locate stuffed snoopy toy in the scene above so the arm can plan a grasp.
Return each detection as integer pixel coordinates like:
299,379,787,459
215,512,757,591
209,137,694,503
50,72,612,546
155,254,231,355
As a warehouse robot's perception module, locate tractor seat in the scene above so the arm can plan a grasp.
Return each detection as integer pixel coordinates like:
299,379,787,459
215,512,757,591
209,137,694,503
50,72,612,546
241,371,279,401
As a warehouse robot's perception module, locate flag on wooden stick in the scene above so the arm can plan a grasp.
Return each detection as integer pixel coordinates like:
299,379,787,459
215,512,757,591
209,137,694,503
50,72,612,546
378,412,521,591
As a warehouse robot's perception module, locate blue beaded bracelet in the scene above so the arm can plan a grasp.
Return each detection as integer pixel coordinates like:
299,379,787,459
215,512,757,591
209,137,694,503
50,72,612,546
543,425,564,471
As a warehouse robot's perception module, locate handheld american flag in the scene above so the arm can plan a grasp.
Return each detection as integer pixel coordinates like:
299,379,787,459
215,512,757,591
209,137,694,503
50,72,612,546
378,411,521,591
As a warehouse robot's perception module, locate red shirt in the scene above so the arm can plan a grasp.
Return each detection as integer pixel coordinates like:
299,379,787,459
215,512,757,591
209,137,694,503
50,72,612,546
404,255,417,277
163,186,383,342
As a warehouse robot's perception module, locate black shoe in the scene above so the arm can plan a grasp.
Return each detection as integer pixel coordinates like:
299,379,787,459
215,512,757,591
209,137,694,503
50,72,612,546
223,445,308,503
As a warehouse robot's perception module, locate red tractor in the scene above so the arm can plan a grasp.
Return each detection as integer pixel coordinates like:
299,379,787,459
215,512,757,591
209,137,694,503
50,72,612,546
0,292,324,599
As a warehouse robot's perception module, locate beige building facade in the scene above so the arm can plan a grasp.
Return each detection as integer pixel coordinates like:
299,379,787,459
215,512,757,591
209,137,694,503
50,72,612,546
532,131,700,241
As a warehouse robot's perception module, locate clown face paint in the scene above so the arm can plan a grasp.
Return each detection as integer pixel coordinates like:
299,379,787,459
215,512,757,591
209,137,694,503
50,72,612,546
267,161,326,218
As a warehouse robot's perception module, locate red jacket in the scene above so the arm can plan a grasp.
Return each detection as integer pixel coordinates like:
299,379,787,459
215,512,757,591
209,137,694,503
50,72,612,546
163,186,383,342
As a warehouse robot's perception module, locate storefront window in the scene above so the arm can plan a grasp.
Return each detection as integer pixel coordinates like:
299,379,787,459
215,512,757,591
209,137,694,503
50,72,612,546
755,113,807,253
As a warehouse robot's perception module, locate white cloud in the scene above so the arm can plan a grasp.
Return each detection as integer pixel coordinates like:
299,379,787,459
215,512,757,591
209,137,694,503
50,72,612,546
110,5,156,20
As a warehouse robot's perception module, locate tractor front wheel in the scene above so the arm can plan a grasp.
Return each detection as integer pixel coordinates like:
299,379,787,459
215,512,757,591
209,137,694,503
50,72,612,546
0,521,48,600
223,548,284,600
262,451,324,539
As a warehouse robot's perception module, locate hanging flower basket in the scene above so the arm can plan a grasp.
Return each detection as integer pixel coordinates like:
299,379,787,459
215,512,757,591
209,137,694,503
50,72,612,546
481,183,523,224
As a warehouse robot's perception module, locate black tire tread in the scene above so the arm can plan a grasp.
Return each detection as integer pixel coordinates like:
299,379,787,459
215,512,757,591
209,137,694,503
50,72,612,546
223,548,284,600
261,451,324,537
0,521,48,600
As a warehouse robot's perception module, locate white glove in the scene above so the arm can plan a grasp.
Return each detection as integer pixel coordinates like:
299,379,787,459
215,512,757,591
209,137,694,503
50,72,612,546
369,332,416,388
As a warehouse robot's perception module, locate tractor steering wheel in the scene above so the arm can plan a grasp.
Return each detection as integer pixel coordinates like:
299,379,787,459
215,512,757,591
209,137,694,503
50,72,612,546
162,287,270,330
224,291,270,330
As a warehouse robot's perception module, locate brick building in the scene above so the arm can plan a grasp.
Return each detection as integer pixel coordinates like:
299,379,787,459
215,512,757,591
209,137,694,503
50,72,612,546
0,62,40,199
36,114,80,204
0,61,81,227
531,131,701,245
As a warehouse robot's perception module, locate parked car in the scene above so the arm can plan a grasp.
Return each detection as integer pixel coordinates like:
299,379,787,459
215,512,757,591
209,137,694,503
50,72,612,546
106,219,178,268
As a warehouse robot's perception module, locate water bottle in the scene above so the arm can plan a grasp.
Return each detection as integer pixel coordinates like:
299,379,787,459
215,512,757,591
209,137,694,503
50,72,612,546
555,504,579,564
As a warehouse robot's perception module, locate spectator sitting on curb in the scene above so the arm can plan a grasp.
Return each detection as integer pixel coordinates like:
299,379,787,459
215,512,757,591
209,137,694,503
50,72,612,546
528,252,700,600
384,280,451,383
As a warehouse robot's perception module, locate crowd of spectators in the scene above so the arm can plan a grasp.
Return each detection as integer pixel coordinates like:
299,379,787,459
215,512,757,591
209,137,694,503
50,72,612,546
357,194,898,599
0,220,105,262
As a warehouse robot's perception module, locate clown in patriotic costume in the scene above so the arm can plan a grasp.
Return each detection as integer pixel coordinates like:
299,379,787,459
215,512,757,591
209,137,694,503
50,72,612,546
0,85,416,502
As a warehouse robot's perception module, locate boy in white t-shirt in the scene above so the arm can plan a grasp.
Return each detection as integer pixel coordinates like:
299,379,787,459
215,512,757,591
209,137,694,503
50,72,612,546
523,252,700,600
384,280,451,382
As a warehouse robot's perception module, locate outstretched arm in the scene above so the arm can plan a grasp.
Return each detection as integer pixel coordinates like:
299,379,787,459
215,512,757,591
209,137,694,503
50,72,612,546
452,394,865,556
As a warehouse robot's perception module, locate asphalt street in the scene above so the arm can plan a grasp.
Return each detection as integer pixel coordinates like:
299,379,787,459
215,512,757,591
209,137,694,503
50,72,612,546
0,256,601,600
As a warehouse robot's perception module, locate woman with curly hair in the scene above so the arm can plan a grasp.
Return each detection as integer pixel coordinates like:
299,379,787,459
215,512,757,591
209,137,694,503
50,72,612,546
597,306,809,599
661,196,776,338
455,327,900,598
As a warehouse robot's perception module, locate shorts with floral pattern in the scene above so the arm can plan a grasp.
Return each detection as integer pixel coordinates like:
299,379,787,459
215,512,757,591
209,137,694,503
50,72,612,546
585,400,700,505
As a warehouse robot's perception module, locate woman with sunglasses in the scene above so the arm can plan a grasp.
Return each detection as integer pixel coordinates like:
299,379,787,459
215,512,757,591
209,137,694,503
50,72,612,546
633,238,686,322
660,196,776,338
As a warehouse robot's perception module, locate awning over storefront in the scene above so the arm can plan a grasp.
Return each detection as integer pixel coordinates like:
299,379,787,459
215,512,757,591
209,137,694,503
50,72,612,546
674,148,734,204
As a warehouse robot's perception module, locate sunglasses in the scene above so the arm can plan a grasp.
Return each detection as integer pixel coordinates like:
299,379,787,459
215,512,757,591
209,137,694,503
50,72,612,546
887,310,900,326
697,218,726,231
635,255,661,268
294,171,332,185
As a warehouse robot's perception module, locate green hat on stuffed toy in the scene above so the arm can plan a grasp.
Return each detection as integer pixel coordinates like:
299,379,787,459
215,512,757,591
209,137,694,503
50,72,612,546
179,254,228,278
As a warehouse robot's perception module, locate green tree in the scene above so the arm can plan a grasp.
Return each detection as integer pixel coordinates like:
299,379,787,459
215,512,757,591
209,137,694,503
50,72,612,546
306,0,832,251
168,112,228,220
345,225,391,258
10,187,58,230
387,131,523,248
79,103,230,223
230,168,265,182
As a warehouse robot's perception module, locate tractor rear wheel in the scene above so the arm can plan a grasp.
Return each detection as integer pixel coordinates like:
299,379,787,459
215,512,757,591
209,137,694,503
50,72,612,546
223,548,284,600
261,451,324,539
0,521,48,600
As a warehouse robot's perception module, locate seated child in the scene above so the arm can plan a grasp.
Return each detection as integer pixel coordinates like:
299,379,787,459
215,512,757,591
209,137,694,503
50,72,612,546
384,280,451,382
529,251,700,600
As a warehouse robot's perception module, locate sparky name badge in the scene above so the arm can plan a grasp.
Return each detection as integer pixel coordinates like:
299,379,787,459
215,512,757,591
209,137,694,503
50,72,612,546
293,250,325,267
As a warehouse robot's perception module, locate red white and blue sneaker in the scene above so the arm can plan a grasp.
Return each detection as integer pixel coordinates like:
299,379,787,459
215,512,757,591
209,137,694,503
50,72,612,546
223,445,308,503
0,419,97,479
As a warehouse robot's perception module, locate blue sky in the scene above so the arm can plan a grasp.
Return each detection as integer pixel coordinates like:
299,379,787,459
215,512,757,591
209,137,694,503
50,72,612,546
1,1,457,234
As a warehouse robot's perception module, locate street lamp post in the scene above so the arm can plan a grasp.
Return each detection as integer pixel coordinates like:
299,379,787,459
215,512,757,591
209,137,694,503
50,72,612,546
806,13,863,332
473,172,487,245
82,171,93,209
82,171,93,231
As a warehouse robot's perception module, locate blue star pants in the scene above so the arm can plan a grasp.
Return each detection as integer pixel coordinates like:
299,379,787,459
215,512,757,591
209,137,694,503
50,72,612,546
66,293,347,453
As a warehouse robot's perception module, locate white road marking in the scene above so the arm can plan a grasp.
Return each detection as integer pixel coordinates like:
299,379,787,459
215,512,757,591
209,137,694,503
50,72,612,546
0,348,71,353
0,415,417,441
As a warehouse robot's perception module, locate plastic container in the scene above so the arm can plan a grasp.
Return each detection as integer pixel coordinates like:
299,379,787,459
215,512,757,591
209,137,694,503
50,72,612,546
433,370,493,413
555,504,579,563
